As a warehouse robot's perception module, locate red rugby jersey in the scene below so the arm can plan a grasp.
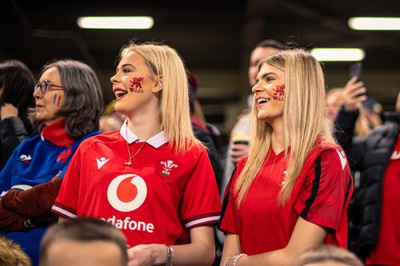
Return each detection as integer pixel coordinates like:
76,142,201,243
53,124,221,246
219,139,353,255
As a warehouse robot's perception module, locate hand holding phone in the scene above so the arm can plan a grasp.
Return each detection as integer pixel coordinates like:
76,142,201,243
349,62,362,82
343,64,367,111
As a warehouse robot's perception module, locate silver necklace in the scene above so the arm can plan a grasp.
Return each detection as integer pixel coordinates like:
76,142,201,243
124,125,146,166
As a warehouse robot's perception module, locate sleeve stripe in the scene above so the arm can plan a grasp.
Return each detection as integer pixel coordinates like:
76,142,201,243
343,177,353,208
186,215,221,228
217,167,236,230
301,155,321,218
51,205,77,219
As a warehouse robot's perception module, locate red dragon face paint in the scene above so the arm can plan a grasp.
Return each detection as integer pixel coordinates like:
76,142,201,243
129,77,144,93
53,94,62,106
272,84,285,101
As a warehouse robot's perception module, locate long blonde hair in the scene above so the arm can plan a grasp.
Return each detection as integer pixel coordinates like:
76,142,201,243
235,49,335,206
123,42,197,154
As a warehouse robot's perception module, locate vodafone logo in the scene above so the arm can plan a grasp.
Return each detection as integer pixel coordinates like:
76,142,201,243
107,174,147,212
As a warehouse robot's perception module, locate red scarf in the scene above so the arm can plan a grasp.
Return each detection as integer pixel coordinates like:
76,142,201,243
41,120,75,147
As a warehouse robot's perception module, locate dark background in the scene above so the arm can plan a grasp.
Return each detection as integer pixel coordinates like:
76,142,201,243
1,0,399,134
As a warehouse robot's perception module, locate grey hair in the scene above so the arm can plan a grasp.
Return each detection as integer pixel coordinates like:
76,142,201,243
30,59,103,138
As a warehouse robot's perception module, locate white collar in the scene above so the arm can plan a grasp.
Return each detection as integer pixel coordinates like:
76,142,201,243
120,121,168,148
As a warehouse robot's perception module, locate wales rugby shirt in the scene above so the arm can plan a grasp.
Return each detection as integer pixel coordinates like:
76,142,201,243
53,123,221,246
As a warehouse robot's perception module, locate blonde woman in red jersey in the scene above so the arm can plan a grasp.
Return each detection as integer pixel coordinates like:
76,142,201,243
219,49,353,266
53,41,221,266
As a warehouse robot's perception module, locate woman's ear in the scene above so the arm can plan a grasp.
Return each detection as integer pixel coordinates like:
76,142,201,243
153,75,163,94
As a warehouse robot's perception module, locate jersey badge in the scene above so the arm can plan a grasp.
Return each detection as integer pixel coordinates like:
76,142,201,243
158,160,178,177
20,154,32,164
57,146,72,163
97,157,110,169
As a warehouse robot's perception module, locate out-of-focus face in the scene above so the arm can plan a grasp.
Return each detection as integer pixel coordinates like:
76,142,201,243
326,91,344,123
252,63,285,125
99,115,123,133
248,47,280,87
110,50,159,118
42,240,125,266
396,92,400,114
33,67,65,126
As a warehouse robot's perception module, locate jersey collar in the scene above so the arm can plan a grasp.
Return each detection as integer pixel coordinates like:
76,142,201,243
120,121,168,148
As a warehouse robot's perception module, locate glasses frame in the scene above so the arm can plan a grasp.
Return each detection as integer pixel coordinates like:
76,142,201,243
34,80,64,94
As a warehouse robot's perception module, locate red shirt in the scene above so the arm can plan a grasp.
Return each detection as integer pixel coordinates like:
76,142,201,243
219,139,353,255
366,133,400,266
53,124,221,246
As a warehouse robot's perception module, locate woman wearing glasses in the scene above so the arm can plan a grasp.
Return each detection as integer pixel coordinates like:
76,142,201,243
0,59,103,266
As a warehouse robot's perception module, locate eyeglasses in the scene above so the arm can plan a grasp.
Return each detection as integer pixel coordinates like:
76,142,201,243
34,80,64,94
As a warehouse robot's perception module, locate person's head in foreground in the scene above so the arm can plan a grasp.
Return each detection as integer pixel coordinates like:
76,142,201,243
39,217,128,266
0,236,32,266
290,245,363,266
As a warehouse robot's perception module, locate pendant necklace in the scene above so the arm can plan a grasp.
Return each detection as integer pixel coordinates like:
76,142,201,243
124,124,147,166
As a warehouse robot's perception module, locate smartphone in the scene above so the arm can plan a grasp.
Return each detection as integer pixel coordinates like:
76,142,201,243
349,62,362,81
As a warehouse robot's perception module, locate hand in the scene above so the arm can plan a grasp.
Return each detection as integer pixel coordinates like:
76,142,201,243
1,103,19,120
342,77,367,112
127,244,165,266
230,143,250,164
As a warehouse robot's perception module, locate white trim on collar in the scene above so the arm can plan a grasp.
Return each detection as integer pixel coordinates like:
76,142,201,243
120,121,168,148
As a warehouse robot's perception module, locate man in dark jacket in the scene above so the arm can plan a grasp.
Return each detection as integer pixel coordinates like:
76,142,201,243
335,89,399,265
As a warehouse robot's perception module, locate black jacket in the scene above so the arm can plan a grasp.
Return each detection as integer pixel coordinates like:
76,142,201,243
335,108,399,259
0,117,34,170
192,125,223,191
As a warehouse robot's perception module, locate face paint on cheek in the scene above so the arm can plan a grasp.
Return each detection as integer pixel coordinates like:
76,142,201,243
272,84,285,101
129,77,144,93
53,94,62,107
